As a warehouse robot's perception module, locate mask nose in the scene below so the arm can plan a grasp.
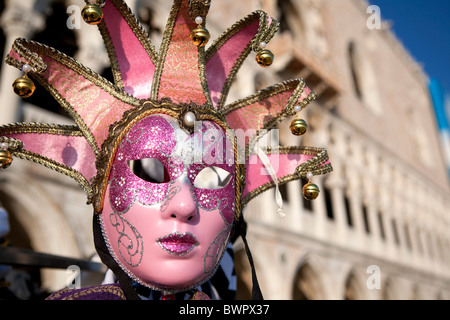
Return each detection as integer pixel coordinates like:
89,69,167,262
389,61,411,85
161,177,198,222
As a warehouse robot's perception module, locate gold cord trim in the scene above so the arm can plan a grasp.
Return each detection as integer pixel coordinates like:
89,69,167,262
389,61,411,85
151,0,182,100
188,0,211,21
223,79,308,115
0,137,24,152
46,284,125,300
0,122,83,136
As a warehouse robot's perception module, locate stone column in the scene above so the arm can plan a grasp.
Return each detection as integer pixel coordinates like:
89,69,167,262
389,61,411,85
326,121,351,235
345,169,365,238
312,175,329,240
363,192,383,254
0,0,45,124
324,163,348,238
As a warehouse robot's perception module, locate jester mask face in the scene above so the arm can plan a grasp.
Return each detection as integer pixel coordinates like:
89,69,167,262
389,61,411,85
99,106,238,292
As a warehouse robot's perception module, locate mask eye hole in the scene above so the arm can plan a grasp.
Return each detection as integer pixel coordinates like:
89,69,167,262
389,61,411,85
128,158,169,183
193,166,232,189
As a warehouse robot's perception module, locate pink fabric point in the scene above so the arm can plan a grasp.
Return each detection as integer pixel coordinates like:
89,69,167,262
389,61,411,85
206,21,259,108
42,55,133,148
243,153,316,199
5,132,97,181
158,0,207,104
102,1,155,99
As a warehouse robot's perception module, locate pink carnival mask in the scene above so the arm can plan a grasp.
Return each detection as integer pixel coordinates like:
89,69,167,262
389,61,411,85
101,114,236,292
1,0,333,299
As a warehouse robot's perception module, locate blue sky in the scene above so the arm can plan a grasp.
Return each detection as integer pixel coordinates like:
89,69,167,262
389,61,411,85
368,1,450,170
368,0,450,95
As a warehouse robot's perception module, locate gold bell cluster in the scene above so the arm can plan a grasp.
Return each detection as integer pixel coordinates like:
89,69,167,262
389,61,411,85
290,104,319,200
12,64,35,98
289,105,308,136
303,172,320,201
0,142,12,169
255,42,274,67
190,16,210,47
82,0,105,25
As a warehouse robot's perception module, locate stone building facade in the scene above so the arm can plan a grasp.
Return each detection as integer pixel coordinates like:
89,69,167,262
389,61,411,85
0,0,449,299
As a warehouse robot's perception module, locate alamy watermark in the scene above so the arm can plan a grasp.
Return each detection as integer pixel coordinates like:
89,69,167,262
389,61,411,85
68,4,383,31
366,265,381,290
66,265,81,289
366,5,381,30
165,121,280,175
66,5,82,30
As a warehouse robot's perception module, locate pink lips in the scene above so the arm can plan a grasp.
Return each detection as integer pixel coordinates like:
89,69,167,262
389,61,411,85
157,232,199,256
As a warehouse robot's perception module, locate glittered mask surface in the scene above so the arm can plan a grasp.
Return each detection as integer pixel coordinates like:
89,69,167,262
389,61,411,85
100,113,236,292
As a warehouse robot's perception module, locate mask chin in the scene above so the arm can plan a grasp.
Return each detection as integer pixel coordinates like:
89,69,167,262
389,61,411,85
96,113,237,295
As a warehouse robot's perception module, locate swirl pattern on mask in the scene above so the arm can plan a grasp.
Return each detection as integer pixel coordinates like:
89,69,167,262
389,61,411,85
204,227,231,274
107,210,144,267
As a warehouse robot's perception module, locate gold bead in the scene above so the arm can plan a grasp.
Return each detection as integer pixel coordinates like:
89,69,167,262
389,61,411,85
0,149,13,169
256,49,274,67
12,75,36,98
82,4,103,25
190,26,210,47
290,118,308,136
302,181,320,200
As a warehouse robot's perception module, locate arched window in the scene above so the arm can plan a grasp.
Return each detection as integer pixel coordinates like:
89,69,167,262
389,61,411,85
347,41,383,115
406,108,433,167
348,41,362,99
292,262,326,300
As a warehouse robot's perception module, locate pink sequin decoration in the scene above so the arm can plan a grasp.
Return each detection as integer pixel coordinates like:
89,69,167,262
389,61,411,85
109,115,177,212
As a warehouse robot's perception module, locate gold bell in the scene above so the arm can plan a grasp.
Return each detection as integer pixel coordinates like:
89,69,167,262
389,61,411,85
82,3,103,25
256,49,274,67
290,118,308,136
0,149,13,169
190,26,210,47
12,75,36,98
302,181,320,201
